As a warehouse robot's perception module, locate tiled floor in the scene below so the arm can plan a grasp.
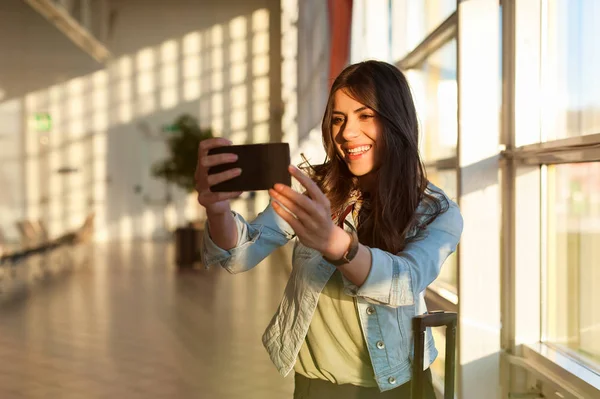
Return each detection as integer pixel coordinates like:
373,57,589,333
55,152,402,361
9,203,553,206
0,241,295,398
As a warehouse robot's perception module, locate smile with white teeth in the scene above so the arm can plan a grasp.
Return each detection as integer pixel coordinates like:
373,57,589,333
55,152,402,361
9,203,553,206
346,145,372,155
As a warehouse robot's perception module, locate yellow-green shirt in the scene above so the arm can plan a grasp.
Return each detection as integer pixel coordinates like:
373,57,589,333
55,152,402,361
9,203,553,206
294,269,377,387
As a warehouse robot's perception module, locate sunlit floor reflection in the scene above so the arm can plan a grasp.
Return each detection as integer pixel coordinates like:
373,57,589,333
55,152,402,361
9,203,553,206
0,241,294,399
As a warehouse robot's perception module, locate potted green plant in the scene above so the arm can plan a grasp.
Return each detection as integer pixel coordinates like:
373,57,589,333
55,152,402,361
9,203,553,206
152,114,213,268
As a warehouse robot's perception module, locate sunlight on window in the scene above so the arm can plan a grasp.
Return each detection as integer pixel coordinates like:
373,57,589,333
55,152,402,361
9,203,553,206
231,109,247,131
67,77,84,96
212,47,224,70
212,71,224,91
230,63,247,85
253,122,269,143
136,65,155,116
161,88,178,110
253,103,269,123
230,131,247,144
252,8,269,32
252,32,270,55
230,85,247,109
68,97,84,124
93,89,108,112
49,85,61,103
253,55,270,76
212,92,223,116
119,56,133,78
161,63,178,88
230,16,247,39
70,119,84,137
119,80,132,103
183,31,201,55
184,80,201,102
136,48,156,71
212,118,223,136
119,102,132,124
184,56,201,79
229,41,247,63
119,215,132,240
142,208,156,237
253,77,269,100
211,24,224,47
161,40,178,63
137,72,155,95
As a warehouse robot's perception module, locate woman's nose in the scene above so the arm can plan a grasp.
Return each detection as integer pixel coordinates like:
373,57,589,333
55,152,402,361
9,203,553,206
341,119,360,140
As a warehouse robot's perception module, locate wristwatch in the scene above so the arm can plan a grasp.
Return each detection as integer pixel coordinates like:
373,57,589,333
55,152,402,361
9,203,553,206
323,229,359,266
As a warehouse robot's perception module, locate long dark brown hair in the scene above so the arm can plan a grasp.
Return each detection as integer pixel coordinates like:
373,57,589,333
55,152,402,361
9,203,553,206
305,61,448,254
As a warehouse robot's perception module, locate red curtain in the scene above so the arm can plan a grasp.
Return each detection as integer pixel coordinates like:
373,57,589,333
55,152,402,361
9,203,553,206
327,0,353,86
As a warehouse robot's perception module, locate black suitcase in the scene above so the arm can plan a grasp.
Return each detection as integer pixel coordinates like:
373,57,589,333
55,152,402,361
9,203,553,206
412,310,457,399
175,225,202,268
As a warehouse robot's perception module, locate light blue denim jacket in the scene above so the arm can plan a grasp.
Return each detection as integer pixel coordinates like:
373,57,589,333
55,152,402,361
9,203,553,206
201,183,463,392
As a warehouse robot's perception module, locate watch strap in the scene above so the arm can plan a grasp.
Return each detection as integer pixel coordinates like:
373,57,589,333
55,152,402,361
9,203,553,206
324,229,359,266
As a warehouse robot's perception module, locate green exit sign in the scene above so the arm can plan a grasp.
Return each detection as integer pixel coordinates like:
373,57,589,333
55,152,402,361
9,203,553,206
33,112,52,132
162,123,180,133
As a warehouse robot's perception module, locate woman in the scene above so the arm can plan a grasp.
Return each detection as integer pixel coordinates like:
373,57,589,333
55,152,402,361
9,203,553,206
195,61,463,398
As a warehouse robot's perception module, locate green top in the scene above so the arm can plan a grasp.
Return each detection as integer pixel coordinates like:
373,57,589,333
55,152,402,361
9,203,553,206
294,269,377,387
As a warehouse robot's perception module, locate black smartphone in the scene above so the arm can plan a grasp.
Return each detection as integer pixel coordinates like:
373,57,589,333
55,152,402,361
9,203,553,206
207,142,291,192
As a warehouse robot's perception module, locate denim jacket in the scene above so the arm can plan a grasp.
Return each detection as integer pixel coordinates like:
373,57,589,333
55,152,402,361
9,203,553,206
201,183,463,392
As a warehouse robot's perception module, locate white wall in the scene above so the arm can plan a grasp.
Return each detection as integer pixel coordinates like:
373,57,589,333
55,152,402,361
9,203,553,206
0,0,282,241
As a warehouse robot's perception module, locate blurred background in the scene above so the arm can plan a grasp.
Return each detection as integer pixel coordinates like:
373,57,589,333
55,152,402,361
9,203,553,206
0,0,598,398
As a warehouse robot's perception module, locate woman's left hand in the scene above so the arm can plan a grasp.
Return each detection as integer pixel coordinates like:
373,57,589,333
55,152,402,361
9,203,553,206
269,165,348,259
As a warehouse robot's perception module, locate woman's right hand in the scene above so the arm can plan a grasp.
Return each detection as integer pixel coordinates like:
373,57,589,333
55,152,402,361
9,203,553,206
195,138,243,215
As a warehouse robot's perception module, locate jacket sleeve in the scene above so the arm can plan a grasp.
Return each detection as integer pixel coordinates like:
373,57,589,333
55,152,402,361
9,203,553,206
201,201,295,274
340,198,463,307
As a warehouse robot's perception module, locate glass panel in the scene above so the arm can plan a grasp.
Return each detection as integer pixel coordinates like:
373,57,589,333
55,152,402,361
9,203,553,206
543,0,600,140
427,168,458,292
392,0,456,59
545,162,600,370
429,326,457,395
408,39,457,162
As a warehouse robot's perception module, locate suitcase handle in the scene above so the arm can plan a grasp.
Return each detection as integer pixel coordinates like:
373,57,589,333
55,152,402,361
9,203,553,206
412,310,457,399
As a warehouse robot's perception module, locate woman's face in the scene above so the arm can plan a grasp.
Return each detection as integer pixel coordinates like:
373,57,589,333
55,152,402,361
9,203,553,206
331,89,382,180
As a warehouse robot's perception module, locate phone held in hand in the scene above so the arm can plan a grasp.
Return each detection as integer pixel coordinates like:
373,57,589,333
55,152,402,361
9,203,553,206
207,142,292,192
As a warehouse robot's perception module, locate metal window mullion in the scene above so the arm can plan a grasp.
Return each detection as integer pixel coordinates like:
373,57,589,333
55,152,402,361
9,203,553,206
23,0,111,63
396,11,458,70
500,2,517,399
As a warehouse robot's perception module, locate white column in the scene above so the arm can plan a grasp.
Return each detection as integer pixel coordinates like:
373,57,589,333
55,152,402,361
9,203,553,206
457,0,502,398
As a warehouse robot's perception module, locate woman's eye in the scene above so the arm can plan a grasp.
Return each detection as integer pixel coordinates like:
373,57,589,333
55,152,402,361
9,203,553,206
360,114,374,120
332,117,345,125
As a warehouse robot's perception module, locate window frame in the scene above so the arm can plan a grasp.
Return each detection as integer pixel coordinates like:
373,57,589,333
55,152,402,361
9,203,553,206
501,0,600,396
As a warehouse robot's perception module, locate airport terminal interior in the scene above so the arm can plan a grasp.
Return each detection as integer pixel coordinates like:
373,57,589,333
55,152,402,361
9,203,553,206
0,0,599,398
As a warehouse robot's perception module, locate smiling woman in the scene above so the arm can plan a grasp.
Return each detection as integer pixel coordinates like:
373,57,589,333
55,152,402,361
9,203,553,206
196,60,463,398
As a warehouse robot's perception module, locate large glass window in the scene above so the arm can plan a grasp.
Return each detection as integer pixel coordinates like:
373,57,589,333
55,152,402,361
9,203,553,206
391,0,456,59
407,38,458,293
542,0,600,140
545,162,600,371
409,39,457,161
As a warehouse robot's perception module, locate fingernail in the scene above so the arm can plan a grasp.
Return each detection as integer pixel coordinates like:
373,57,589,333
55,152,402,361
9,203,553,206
274,184,283,191
235,168,242,174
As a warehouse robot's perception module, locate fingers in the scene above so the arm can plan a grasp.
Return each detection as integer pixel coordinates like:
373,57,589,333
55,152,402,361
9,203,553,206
198,137,233,156
206,168,242,187
268,189,311,224
198,190,243,204
201,153,238,168
288,165,329,207
272,200,305,236
273,183,319,218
